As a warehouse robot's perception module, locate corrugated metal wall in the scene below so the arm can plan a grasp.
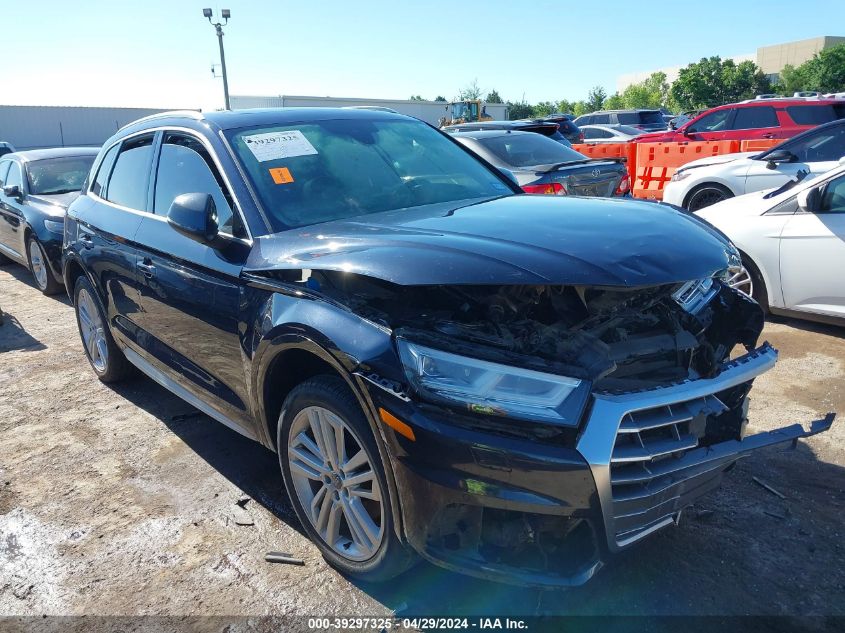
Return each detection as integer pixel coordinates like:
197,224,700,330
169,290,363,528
230,95,509,126
0,106,189,150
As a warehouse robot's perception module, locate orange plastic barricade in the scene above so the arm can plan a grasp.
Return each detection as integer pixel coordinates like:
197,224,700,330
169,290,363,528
571,142,630,161
632,140,740,200
739,139,781,152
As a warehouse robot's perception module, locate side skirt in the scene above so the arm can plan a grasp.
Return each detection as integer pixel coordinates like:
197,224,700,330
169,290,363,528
123,347,259,442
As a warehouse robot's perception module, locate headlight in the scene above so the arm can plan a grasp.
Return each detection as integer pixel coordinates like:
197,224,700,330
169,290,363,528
44,219,64,234
670,170,692,183
397,339,585,425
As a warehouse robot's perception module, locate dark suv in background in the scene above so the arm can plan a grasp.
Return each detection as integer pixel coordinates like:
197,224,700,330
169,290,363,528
442,119,572,146
63,108,832,588
574,109,667,132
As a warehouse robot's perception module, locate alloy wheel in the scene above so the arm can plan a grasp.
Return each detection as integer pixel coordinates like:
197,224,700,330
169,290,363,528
29,240,48,290
688,188,728,211
77,288,109,372
287,406,384,561
726,265,754,298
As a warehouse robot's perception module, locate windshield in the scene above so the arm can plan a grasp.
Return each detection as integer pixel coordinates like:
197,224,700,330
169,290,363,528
26,155,95,195
226,118,512,230
476,133,587,168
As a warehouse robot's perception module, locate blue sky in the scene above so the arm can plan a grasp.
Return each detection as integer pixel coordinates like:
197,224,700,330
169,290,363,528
5,0,844,110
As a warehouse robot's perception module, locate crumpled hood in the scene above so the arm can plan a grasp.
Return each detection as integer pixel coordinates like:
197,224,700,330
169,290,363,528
676,152,757,172
245,195,734,287
29,192,80,216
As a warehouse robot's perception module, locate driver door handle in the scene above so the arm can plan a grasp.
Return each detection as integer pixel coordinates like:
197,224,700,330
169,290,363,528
137,260,156,278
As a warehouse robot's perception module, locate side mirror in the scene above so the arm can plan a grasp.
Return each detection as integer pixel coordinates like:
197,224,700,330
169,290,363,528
681,126,691,137
668,120,677,130
796,187,820,213
3,184,22,199
497,167,520,188
167,193,219,245
764,149,795,170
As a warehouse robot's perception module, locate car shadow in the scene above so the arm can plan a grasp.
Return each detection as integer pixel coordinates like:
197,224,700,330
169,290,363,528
767,312,845,338
1,262,72,305
0,309,47,352
105,370,845,619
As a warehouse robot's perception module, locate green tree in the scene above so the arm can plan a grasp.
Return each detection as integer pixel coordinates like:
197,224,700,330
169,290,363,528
620,71,671,109
572,101,590,117
555,99,575,114
775,64,806,94
409,95,424,101
506,100,534,120
532,101,556,117
671,56,771,110
459,79,482,100
586,86,607,112
434,96,447,102
603,93,625,110
485,89,503,104
789,43,845,92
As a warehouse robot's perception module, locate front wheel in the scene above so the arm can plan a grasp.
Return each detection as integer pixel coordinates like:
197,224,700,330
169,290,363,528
278,375,415,582
685,184,733,211
27,237,62,295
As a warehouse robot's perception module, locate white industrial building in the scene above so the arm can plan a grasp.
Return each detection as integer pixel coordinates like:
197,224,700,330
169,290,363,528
0,106,186,151
230,95,509,126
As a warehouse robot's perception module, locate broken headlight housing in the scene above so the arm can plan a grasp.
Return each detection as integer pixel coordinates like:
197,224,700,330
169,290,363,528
397,339,586,426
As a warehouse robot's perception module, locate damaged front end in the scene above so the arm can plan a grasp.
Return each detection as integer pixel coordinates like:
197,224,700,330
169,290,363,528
251,266,834,586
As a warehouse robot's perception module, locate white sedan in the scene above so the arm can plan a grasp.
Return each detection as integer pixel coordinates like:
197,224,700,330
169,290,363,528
580,124,644,144
695,162,845,324
664,119,845,211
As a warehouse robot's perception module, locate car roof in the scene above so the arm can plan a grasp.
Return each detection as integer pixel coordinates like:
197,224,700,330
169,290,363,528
580,109,661,114
3,147,100,163
444,120,555,130
115,108,417,140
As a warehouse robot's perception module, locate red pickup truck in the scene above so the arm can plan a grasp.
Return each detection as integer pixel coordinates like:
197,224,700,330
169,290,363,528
635,98,845,143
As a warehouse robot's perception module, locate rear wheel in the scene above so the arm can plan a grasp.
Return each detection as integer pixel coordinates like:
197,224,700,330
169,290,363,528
73,276,134,382
278,375,415,582
685,184,733,211
27,236,62,295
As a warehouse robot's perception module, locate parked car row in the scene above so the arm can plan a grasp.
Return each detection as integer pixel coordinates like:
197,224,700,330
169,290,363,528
0,107,836,590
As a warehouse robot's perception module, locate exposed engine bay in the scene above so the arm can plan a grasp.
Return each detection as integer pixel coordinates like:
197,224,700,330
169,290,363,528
293,270,765,392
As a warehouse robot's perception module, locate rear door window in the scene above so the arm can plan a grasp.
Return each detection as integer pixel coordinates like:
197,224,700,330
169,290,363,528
731,106,778,130
592,113,610,124
105,135,155,210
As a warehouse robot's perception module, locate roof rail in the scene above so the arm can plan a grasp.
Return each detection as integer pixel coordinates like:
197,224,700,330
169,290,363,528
117,109,204,132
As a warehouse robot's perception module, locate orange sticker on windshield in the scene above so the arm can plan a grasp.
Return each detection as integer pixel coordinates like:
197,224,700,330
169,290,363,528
269,167,294,184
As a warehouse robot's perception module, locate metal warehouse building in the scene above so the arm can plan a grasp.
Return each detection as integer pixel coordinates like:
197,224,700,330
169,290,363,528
0,105,190,151
230,95,509,126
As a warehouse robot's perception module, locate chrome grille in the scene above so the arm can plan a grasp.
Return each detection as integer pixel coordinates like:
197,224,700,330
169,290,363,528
609,395,736,545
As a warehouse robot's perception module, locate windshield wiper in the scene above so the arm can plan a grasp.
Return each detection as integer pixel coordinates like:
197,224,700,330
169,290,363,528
37,188,77,195
763,169,809,199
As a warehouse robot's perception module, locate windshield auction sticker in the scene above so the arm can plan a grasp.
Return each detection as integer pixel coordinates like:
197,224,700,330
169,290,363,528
243,130,318,162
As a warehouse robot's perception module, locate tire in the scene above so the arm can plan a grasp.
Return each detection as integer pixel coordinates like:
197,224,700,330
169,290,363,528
685,184,734,212
278,375,416,582
73,275,134,383
26,236,62,295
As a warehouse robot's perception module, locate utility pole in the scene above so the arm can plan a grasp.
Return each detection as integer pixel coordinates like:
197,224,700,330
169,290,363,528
203,8,231,110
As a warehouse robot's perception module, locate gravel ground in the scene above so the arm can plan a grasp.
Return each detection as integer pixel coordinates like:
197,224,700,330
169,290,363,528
1,262,844,621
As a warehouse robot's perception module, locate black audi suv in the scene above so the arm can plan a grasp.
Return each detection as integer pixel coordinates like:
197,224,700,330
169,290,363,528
63,108,833,587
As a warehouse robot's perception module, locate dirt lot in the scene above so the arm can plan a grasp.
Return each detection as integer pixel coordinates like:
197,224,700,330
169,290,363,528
1,262,844,620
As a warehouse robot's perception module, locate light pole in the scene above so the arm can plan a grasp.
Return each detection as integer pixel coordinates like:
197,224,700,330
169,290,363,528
203,8,231,110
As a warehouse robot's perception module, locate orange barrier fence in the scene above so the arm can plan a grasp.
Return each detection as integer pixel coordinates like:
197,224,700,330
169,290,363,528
571,139,780,201
631,141,741,200
739,138,781,152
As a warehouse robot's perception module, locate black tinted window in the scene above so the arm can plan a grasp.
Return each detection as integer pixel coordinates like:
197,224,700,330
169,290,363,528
477,133,586,167
592,113,610,124
26,156,95,195
154,133,242,237
786,105,837,126
777,125,845,162
820,175,845,213
92,144,119,197
584,128,612,139
106,135,154,210
688,109,732,133
732,106,778,130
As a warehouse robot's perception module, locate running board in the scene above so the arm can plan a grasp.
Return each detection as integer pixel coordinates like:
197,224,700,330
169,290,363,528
123,347,258,442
